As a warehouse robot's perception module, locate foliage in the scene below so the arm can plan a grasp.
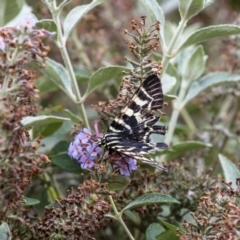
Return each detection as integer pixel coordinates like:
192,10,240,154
0,0,240,239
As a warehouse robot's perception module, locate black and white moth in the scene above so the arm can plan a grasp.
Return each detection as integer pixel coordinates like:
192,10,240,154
98,74,169,171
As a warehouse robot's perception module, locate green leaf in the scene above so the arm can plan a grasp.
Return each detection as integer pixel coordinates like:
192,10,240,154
37,70,88,95
0,0,24,26
146,223,165,240
162,74,177,94
84,66,130,98
174,23,203,50
63,0,107,40
182,72,240,107
157,230,177,240
0,222,11,240
123,210,141,226
140,0,165,46
161,220,174,230
166,61,179,81
164,141,212,160
32,58,75,100
178,25,240,51
23,197,40,206
36,19,57,34
181,45,207,81
156,220,181,240
40,121,72,153
36,76,59,94
122,193,180,212
50,141,83,174
75,70,89,83
219,154,240,190
37,122,64,138
21,115,70,128
179,0,204,21
107,175,131,191
164,21,177,47
63,109,81,123
52,154,82,174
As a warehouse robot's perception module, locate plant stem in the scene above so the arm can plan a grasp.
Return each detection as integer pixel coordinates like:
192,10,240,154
43,172,62,202
157,19,188,163
161,19,187,145
108,195,135,240
161,19,187,71
165,79,188,144
48,2,90,129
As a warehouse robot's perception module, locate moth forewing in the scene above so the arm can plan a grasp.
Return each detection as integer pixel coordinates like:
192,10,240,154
99,74,169,171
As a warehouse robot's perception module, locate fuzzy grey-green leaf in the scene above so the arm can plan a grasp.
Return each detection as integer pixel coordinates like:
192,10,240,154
63,0,107,40
182,72,240,106
32,58,75,100
146,223,165,240
179,0,204,21
178,24,240,51
84,66,130,98
0,222,11,240
36,19,57,34
219,154,240,190
181,45,206,81
162,74,177,94
21,115,70,128
122,193,179,212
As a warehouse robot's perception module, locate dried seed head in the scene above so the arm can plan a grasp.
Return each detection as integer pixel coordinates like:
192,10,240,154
93,17,163,124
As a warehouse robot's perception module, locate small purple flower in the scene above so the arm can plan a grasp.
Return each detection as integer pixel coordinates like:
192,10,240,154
68,126,103,171
118,157,138,176
72,137,81,146
78,155,95,169
86,143,101,157
19,14,38,29
77,128,92,144
0,37,6,51
68,143,82,160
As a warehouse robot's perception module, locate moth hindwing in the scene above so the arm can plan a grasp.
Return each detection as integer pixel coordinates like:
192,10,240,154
98,74,169,171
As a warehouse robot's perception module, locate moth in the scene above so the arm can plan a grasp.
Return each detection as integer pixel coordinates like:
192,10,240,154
98,74,169,171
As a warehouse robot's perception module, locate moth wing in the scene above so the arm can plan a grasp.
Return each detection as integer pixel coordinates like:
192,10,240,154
109,75,163,133
109,139,168,171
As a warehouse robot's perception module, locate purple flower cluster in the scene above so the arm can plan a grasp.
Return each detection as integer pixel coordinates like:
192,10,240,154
116,157,137,177
68,128,101,169
68,122,138,176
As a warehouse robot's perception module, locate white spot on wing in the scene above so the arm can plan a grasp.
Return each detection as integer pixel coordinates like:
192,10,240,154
115,118,131,130
121,107,134,116
133,96,148,106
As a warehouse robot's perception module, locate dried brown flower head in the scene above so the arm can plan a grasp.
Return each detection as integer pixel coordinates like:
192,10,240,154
35,180,110,239
0,25,51,220
180,181,240,239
